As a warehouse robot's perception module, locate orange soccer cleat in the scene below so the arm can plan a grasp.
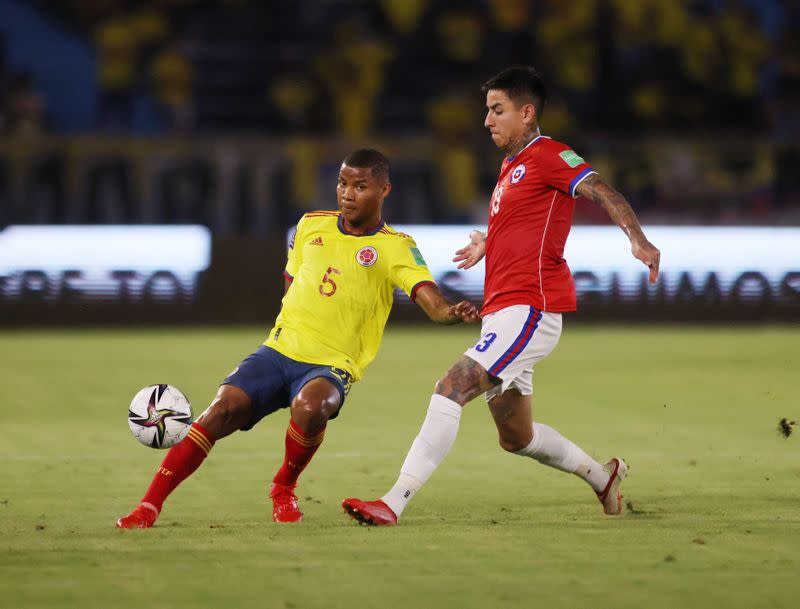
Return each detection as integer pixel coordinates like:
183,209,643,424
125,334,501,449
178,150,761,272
270,483,303,523
595,457,628,515
116,503,159,529
341,498,398,526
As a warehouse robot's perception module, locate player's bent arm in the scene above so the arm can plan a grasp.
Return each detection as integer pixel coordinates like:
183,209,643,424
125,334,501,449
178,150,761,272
414,284,480,325
577,174,646,241
576,174,661,284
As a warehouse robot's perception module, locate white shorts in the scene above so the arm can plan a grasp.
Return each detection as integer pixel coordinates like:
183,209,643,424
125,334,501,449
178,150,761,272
464,305,562,402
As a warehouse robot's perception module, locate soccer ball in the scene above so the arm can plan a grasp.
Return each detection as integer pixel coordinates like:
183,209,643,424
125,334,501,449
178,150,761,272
128,384,193,449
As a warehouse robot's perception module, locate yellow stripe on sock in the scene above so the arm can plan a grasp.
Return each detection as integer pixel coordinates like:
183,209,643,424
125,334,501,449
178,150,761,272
287,426,325,447
287,427,317,447
189,427,213,451
186,434,209,455
191,428,213,453
187,429,212,454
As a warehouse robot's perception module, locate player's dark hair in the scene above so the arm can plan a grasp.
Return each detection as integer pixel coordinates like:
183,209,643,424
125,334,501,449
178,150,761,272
343,148,390,182
482,66,547,119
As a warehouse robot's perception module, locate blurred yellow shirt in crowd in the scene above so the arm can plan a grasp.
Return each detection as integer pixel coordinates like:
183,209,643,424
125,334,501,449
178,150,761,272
380,0,430,35
150,48,193,107
95,19,137,91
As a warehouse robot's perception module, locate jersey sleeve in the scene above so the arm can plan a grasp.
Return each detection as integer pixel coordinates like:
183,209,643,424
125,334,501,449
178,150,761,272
284,216,305,281
390,237,436,302
541,142,597,198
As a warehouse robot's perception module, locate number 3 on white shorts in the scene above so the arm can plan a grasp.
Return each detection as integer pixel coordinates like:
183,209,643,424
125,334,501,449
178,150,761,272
474,332,497,353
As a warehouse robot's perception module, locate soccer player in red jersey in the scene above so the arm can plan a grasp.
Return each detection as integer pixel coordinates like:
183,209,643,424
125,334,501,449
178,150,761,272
116,149,479,528
343,67,661,525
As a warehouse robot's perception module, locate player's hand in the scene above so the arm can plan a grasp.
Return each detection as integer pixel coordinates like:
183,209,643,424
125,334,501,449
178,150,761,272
632,238,660,284
453,230,486,270
448,300,480,323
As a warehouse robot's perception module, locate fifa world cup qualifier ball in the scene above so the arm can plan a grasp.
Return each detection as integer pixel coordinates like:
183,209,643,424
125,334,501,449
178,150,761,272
128,384,193,448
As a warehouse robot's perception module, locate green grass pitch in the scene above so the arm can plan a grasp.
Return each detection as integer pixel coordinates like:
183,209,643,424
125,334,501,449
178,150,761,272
1,324,798,609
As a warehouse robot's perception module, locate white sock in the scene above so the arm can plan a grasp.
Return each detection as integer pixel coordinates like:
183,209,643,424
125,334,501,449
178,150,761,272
516,422,609,492
381,394,462,518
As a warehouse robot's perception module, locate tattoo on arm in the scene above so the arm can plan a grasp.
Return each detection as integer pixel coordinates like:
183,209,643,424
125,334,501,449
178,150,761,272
577,174,645,241
434,356,499,405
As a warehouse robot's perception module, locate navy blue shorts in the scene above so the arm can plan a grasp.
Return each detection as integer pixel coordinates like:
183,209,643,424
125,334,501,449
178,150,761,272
221,345,353,431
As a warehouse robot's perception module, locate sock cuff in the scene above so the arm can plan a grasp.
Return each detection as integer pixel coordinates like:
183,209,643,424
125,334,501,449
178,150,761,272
429,394,463,419
139,501,160,515
288,419,326,447
191,421,215,443
515,429,538,457
187,422,214,454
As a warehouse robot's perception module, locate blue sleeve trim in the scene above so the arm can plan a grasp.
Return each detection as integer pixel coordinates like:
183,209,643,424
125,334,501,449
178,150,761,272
569,168,596,198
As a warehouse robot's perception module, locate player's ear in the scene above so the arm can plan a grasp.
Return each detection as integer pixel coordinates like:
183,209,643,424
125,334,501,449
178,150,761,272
523,102,537,125
380,181,391,199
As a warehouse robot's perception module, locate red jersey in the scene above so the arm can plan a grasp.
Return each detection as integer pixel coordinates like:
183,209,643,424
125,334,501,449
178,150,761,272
482,135,596,315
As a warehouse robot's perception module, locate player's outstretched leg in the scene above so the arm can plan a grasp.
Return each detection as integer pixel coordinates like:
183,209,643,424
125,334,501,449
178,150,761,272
343,357,494,526
116,385,251,529
486,389,628,516
116,421,215,528
342,393,462,526
514,421,628,516
270,377,341,523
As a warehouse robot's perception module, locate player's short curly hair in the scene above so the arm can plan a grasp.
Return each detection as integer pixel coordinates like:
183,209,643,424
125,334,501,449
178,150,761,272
482,66,547,119
343,149,390,182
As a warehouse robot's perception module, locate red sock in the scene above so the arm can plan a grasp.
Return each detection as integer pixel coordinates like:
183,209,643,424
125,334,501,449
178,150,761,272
272,419,326,487
140,422,215,513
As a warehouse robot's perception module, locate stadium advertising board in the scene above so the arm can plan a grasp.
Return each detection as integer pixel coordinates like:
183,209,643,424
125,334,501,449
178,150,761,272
2,224,797,318
0,225,211,303
285,225,799,311
387,225,800,309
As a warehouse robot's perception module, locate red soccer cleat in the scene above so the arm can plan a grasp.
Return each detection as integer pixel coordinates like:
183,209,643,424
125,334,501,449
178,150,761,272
595,457,628,515
116,503,159,529
342,498,398,526
270,483,303,522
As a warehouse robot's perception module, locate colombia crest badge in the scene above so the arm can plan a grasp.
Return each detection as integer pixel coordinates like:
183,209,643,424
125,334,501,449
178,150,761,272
356,246,378,267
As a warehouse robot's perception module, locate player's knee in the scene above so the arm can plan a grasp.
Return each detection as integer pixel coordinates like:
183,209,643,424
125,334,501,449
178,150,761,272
291,394,319,417
290,394,335,430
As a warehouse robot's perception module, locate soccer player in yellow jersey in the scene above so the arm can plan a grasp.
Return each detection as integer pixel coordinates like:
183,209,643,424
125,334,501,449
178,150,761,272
117,149,480,527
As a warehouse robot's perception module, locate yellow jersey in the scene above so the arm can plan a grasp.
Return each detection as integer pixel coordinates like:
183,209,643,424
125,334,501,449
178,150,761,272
264,211,435,381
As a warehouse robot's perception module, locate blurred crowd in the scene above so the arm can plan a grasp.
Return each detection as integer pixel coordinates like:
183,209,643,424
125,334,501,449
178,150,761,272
13,0,799,137
0,0,799,228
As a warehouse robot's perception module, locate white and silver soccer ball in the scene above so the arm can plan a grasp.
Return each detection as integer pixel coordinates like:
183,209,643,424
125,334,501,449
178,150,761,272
127,384,193,449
